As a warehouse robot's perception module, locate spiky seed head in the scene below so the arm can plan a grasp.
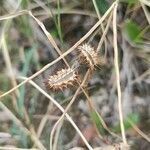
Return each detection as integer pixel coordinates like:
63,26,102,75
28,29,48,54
78,43,99,69
46,68,79,91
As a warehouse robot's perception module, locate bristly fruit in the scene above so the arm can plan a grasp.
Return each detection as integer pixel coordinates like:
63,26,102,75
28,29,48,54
78,43,99,69
46,68,79,91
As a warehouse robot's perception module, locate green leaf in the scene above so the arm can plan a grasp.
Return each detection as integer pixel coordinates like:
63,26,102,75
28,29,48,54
90,111,105,134
21,0,29,9
51,28,59,38
95,0,109,15
112,113,140,133
10,123,30,148
18,47,35,116
120,0,138,4
123,20,143,43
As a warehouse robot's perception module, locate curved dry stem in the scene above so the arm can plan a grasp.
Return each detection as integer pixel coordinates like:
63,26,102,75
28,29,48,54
28,11,70,68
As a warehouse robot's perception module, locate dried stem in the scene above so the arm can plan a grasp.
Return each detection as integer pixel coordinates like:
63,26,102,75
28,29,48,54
113,1,127,145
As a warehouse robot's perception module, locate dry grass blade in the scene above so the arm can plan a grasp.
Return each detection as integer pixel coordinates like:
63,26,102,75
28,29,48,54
131,69,150,85
92,0,107,58
37,101,53,138
53,119,64,150
140,2,150,24
113,1,127,145
128,119,150,143
78,84,121,140
140,0,150,7
34,9,97,19
28,11,70,68
96,11,113,52
0,147,37,150
1,34,19,109
0,10,29,21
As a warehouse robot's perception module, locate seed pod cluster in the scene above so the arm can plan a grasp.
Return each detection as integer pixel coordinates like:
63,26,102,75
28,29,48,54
46,43,99,91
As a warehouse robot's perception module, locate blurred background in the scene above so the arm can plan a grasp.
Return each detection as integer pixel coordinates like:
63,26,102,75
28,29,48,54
0,0,150,149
